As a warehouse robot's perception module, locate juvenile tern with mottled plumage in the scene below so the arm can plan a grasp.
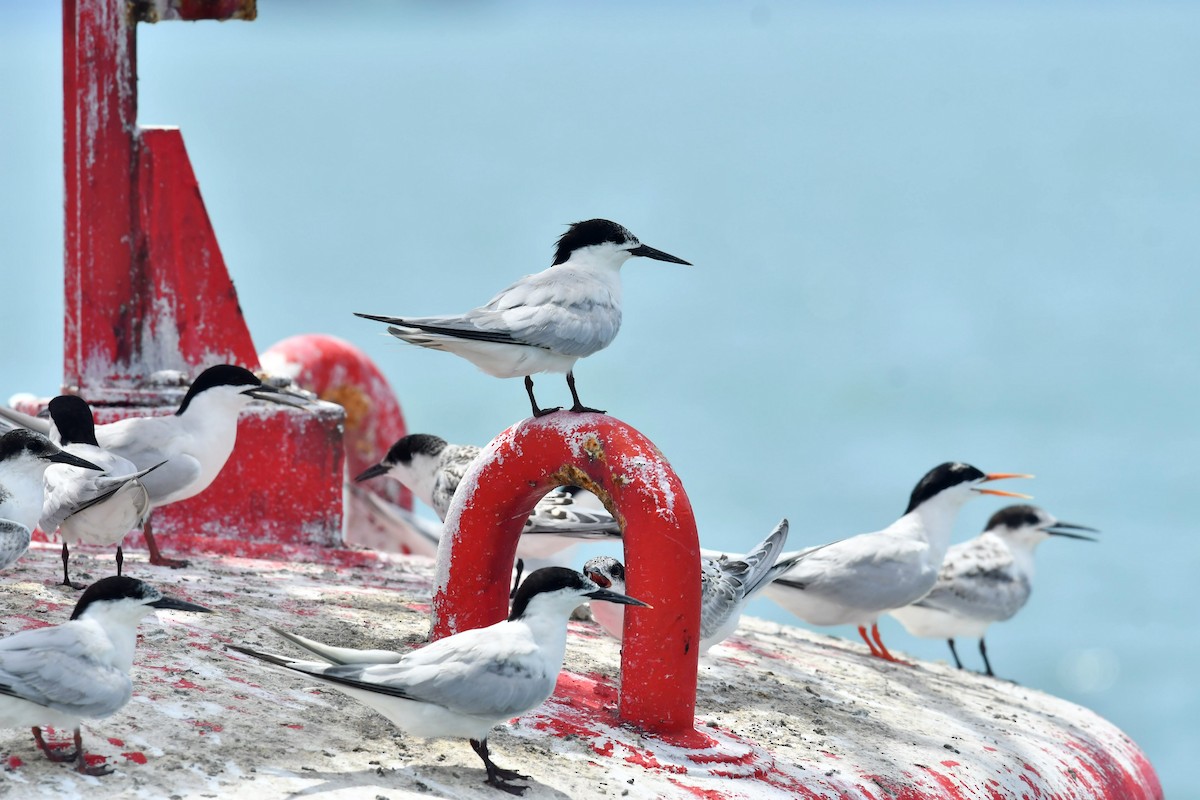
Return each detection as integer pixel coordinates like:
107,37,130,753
584,518,823,656
889,504,1096,677
356,219,690,416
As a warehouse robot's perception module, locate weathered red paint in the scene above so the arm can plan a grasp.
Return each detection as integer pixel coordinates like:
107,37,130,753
63,0,137,393
260,334,410,511
55,0,345,552
133,0,257,23
432,414,701,736
64,1,258,395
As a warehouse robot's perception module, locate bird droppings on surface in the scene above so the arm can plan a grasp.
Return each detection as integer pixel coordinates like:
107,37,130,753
0,541,1159,800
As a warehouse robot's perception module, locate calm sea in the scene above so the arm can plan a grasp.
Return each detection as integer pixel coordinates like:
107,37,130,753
2,2,1196,795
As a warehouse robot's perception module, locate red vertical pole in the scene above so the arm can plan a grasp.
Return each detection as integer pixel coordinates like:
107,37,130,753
63,0,138,393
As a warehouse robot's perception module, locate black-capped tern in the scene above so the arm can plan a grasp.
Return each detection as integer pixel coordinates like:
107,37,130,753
889,504,1097,677
229,566,649,795
764,462,1032,663
356,219,690,417
39,395,164,585
0,576,211,774
0,365,307,568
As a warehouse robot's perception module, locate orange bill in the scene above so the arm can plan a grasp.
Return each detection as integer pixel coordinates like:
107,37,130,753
976,487,1033,499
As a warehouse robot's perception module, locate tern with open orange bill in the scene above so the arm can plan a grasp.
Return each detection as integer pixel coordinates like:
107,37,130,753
764,462,1032,664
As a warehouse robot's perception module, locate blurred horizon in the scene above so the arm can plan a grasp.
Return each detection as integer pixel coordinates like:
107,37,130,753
2,2,1196,796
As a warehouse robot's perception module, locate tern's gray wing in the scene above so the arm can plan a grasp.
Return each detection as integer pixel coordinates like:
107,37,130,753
431,445,482,519
697,520,792,642
698,555,746,641
915,538,1030,622
271,627,404,666
522,487,621,538
771,533,936,612
356,623,555,718
0,519,31,570
469,267,621,357
95,416,203,504
368,267,621,358
0,624,132,717
734,519,791,598
236,624,553,720
40,461,163,532
0,406,51,436
354,488,441,557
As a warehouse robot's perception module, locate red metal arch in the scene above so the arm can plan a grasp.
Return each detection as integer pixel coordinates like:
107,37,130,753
432,413,701,736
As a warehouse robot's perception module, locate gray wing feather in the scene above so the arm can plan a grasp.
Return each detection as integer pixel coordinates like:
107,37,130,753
771,534,935,611
0,519,31,570
522,488,621,537
0,625,132,717
247,625,555,720
431,445,482,519
0,406,51,436
371,267,621,358
915,538,1031,622
355,628,553,718
270,627,404,666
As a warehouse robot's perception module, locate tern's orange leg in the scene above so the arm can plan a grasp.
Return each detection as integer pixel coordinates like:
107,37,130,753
143,518,188,569
857,625,883,657
870,624,912,665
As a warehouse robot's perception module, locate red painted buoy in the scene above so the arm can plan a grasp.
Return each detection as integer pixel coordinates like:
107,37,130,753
432,413,701,737
260,334,409,506
261,334,415,553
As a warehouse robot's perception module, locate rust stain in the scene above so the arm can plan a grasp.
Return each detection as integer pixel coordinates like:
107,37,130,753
320,384,370,440
581,435,606,463
548,464,626,532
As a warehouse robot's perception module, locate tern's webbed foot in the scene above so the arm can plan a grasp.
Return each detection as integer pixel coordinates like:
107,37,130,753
492,765,529,782
77,757,113,776
486,773,529,795
532,406,562,418
472,738,529,795
59,579,88,591
149,555,190,569
568,403,605,414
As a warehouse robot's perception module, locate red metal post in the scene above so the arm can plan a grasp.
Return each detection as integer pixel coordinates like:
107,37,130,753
432,414,701,737
63,0,138,392
52,0,347,552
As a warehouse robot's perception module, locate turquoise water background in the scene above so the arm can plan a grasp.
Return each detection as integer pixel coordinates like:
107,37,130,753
2,3,1197,795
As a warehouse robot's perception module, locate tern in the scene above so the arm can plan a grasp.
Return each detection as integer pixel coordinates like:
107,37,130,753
356,219,690,417
764,462,1032,663
229,566,649,795
0,575,211,774
889,504,1096,677
355,433,621,562
39,395,164,585
583,518,819,655
0,429,101,571
0,364,306,568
